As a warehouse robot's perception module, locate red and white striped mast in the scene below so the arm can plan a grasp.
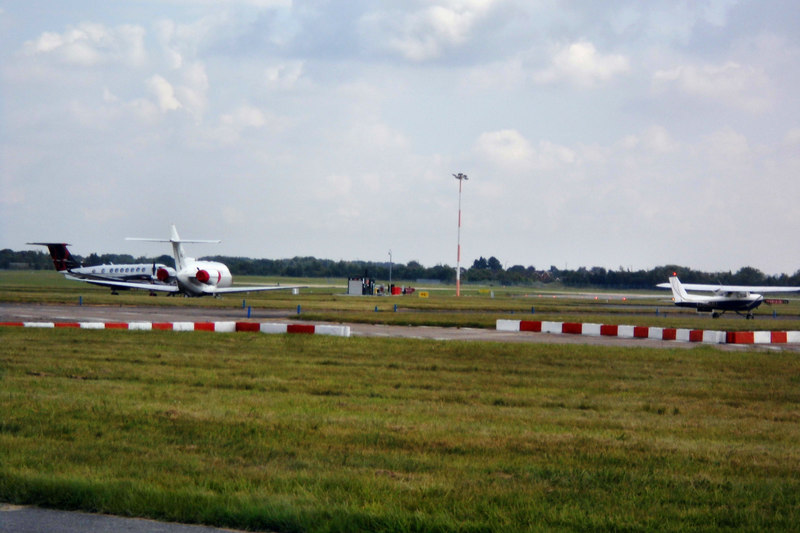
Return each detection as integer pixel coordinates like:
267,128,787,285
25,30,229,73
453,172,468,297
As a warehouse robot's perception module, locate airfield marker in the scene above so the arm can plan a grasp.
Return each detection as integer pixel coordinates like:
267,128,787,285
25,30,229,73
453,172,468,297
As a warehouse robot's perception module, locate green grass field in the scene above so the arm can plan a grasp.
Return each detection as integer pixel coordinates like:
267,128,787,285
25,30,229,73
2,327,800,532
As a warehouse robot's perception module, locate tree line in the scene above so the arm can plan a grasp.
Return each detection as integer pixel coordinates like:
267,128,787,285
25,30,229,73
3,248,799,289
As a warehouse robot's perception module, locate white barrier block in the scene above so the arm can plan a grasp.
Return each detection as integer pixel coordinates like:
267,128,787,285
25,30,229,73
260,323,288,334
582,323,602,336
214,322,237,333
676,329,691,342
703,331,726,344
787,331,800,343
648,327,663,340
24,322,54,328
618,325,635,338
172,322,195,331
541,321,562,334
128,322,152,331
753,331,772,344
79,322,106,329
496,319,521,332
315,325,351,337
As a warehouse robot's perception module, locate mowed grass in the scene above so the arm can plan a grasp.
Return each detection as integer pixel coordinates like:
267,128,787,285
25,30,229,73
2,328,799,531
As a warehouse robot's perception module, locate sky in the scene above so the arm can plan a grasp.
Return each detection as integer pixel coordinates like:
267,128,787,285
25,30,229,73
2,1,800,275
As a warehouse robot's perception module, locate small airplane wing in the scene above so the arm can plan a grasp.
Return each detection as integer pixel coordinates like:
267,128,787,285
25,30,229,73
212,285,305,294
78,277,181,293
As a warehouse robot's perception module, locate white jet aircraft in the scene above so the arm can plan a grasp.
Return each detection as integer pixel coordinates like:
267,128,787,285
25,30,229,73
29,242,177,292
101,225,302,297
657,275,800,319
35,226,302,297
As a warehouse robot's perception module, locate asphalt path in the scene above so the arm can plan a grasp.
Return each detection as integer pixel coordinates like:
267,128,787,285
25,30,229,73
0,301,711,349
0,504,247,533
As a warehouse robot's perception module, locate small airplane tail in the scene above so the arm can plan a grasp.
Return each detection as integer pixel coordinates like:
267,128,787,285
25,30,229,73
668,276,690,303
28,243,82,271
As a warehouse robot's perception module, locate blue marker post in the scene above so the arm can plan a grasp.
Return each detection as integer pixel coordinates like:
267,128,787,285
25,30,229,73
79,296,82,306
297,304,301,315
247,306,252,319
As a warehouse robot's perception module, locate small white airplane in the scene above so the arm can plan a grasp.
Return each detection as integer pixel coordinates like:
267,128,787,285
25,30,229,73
29,242,177,291
657,275,800,319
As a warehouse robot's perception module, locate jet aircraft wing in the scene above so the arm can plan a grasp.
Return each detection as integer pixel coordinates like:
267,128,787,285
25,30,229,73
77,277,181,293
78,276,302,295
212,285,304,294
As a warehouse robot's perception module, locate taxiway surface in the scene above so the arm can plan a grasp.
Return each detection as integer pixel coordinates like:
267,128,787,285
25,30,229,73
0,302,776,350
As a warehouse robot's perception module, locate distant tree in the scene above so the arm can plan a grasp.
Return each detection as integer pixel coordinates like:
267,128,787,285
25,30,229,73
472,257,488,270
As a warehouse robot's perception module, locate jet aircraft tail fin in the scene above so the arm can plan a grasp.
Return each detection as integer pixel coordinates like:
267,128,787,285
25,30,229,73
28,243,82,271
126,224,220,271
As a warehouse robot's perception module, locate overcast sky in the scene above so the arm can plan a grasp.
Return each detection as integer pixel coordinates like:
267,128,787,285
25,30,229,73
2,1,799,275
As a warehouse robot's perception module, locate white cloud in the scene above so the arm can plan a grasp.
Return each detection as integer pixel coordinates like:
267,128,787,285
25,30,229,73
175,62,208,118
641,125,679,154
359,1,496,61
653,61,772,113
221,105,266,129
24,22,146,67
146,75,182,112
475,129,533,166
784,128,800,146
265,61,305,90
534,41,630,87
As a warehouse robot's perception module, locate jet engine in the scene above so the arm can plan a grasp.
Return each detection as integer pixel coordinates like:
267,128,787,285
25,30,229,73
195,269,221,285
156,267,172,282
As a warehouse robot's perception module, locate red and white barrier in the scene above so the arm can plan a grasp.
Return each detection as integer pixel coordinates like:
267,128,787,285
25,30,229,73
497,319,797,345
0,321,350,337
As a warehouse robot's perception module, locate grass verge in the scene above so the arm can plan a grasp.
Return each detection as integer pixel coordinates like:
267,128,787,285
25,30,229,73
2,328,799,531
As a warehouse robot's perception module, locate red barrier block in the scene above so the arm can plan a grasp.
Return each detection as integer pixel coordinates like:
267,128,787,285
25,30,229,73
0,322,24,327
152,323,173,330
771,331,788,344
105,322,129,329
726,331,754,344
633,326,649,338
55,322,80,328
662,328,677,341
689,330,704,342
562,322,582,334
236,322,261,332
520,321,542,332
287,324,315,334
600,325,618,336
193,322,216,332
